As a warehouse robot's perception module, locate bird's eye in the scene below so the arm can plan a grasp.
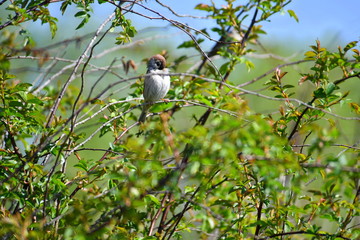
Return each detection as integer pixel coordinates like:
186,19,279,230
155,60,162,69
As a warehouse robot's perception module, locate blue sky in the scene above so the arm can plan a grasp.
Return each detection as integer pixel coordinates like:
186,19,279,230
119,0,360,44
40,0,359,50
147,0,359,44
260,0,360,44
43,0,360,43
82,0,359,50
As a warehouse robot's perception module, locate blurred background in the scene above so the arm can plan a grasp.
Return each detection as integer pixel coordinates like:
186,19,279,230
3,0,359,154
43,0,360,47
2,0,359,145
1,0,359,235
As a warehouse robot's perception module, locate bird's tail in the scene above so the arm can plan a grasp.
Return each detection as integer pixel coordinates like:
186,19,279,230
138,104,150,123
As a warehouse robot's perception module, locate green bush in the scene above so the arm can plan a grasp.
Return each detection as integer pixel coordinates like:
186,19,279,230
0,0,359,239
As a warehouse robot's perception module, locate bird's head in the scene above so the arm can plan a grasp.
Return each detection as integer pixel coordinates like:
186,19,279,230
147,54,166,71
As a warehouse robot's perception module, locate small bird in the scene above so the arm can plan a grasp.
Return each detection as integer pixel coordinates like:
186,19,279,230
138,54,170,122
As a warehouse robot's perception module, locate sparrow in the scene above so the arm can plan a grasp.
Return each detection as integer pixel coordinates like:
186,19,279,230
138,54,170,122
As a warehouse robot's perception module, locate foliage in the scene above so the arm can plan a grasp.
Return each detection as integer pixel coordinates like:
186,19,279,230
0,0,359,239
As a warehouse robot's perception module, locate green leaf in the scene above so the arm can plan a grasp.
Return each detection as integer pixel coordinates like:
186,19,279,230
287,10,299,22
304,51,316,58
75,16,89,30
195,4,213,12
245,59,255,71
194,95,213,107
74,160,89,171
344,41,358,52
14,83,32,91
178,39,204,49
60,1,70,14
219,62,230,75
313,88,326,98
17,91,27,101
127,26,136,37
283,84,294,89
74,11,87,18
145,194,160,206
349,102,360,114
49,20,58,38
325,82,336,95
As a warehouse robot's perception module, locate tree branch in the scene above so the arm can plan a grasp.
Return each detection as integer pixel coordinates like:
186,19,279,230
287,72,360,140
256,230,351,240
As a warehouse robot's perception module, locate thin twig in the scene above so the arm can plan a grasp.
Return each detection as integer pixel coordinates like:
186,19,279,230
292,143,360,151
149,192,169,236
287,72,360,140
256,230,351,240
41,12,115,220
165,169,220,239
44,12,115,128
236,60,310,88
155,0,210,19
301,163,360,173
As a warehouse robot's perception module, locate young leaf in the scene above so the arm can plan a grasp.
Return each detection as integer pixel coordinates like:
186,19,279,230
343,41,358,52
287,10,299,22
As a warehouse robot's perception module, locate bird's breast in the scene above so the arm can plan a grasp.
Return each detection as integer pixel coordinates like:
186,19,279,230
143,73,170,102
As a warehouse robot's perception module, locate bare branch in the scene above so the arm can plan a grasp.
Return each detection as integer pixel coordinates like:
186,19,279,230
44,13,115,128
236,60,310,88
256,230,350,240
155,0,210,19
301,163,360,173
